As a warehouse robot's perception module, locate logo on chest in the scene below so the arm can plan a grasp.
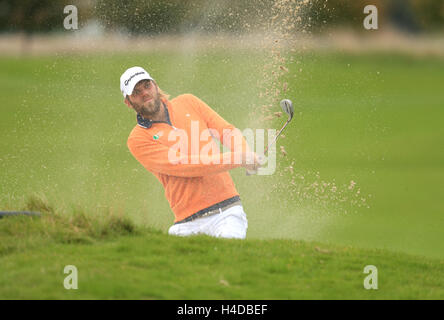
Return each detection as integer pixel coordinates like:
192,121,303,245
153,131,164,140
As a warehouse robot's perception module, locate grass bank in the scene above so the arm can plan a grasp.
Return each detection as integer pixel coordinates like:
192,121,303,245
0,196,443,299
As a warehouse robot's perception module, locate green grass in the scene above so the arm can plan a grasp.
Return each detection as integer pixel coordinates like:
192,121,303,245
0,197,443,299
0,49,443,298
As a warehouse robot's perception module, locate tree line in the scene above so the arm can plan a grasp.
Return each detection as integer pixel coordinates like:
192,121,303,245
0,0,442,35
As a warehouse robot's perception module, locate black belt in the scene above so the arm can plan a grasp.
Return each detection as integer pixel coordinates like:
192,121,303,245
175,196,241,225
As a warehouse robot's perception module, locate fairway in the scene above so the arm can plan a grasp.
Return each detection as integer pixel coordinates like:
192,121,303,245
1,49,444,299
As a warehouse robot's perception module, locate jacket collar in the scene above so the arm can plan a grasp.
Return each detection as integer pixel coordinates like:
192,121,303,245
137,100,171,129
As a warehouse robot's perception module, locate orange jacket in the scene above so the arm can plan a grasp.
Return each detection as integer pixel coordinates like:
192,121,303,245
127,94,249,222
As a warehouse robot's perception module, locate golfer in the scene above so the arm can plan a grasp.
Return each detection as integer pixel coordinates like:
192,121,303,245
120,66,261,239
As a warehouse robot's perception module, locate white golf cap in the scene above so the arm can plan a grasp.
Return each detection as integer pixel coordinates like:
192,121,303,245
120,66,154,98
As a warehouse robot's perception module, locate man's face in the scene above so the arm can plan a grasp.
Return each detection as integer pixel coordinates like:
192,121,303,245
126,79,161,117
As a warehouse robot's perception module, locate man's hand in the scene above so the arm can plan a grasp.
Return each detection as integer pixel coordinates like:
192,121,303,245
241,152,264,172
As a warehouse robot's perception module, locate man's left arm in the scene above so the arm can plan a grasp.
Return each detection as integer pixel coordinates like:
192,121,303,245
187,94,252,155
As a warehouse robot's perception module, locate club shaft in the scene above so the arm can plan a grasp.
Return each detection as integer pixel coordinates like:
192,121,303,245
263,119,290,155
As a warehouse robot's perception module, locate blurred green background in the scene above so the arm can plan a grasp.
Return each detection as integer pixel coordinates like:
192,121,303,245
0,0,443,260
1,0,443,34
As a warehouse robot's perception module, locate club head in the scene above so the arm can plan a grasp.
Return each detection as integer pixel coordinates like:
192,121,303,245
280,99,294,121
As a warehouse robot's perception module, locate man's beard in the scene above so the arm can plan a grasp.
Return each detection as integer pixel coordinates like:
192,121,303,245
129,96,161,119
140,97,161,118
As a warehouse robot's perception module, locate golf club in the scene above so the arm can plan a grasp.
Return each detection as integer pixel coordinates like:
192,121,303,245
263,99,294,154
246,98,294,175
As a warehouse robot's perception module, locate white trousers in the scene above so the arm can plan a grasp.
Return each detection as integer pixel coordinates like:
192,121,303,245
168,205,248,239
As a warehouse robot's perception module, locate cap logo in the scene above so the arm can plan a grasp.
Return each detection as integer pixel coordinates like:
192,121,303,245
124,71,145,86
